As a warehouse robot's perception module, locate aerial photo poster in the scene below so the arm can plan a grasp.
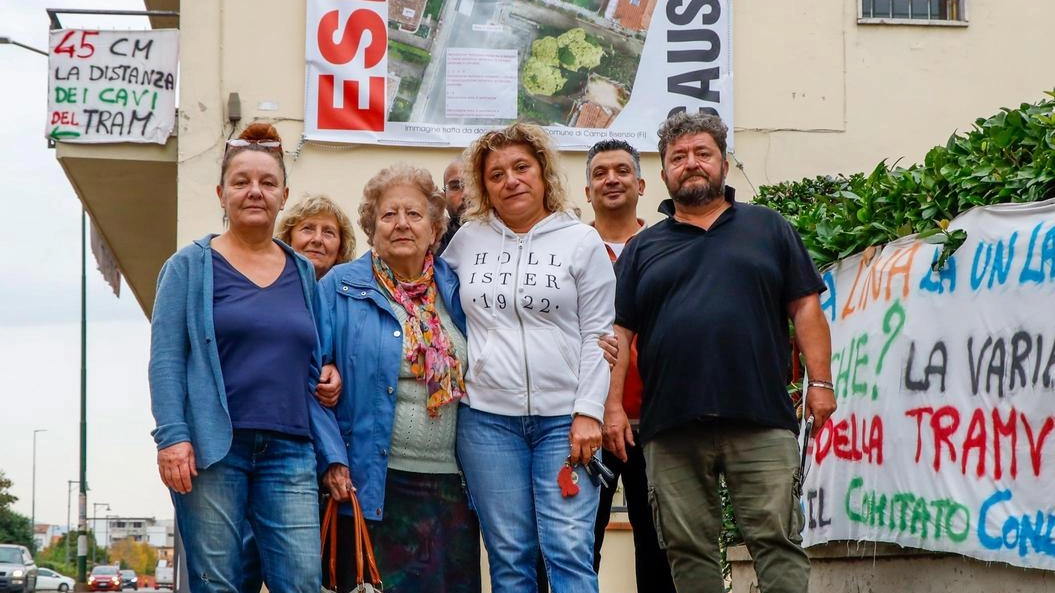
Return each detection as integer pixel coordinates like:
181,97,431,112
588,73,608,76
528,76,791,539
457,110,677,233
304,0,732,151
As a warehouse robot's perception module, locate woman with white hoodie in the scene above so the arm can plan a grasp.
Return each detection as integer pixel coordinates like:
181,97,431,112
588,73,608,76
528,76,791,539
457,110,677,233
442,123,615,593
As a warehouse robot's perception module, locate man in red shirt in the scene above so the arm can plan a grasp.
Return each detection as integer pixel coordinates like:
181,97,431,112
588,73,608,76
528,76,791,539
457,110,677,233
587,139,675,593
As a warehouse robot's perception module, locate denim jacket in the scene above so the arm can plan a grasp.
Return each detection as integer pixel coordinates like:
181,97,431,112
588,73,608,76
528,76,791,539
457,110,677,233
148,235,348,473
317,252,466,520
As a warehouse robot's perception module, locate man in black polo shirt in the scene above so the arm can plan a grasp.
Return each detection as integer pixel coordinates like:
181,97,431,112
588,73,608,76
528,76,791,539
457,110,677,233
611,112,836,592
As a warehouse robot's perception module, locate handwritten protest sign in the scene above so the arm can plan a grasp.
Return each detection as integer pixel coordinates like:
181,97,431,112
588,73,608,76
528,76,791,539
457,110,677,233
801,198,1055,570
47,29,178,144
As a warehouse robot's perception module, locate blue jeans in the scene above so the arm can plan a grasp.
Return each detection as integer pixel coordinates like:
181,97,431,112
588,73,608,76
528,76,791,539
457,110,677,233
456,406,599,593
239,529,261,593
172,430,322,593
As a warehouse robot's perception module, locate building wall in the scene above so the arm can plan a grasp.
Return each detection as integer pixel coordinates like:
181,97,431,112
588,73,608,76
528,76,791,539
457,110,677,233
33,524,64,553
147,522,175,548
174,0,1055,250
729,543,1055,592
166,2,1053,589
107,516,155,544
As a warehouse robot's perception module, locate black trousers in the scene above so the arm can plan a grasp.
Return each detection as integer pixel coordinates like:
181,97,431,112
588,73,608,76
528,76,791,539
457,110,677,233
593,433,676,593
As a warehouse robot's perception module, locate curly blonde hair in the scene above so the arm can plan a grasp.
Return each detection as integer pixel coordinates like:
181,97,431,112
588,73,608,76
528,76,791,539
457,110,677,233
275,194,356,265
461,122,571,222
358,163,448,252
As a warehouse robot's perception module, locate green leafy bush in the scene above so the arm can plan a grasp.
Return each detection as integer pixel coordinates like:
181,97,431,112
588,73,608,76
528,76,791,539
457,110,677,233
754,91,1055,269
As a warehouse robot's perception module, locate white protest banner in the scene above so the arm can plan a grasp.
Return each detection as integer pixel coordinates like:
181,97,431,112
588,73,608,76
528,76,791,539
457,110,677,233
304,0,732,151
801,198,1055,570
47,29,178,144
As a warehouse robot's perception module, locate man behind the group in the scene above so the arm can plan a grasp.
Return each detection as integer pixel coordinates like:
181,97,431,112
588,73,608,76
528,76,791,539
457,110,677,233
610,113,836,592
585,139,675,593
436,157,465,254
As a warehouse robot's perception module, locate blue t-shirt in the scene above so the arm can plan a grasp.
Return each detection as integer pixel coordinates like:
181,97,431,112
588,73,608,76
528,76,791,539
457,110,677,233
212,251,314,437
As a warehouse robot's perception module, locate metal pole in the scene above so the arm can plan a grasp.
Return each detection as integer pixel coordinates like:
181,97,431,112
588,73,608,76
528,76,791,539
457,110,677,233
78,209,88,584
31,429,47,549
91,503,109,565
66,480,78,567
0,37,49,56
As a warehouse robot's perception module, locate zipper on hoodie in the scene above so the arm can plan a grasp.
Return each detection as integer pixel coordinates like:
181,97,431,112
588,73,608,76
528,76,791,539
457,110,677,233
512,237,533,414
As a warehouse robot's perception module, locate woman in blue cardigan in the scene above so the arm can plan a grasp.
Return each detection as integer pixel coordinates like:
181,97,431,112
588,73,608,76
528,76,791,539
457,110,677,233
148,123,351,593
317,163,480,593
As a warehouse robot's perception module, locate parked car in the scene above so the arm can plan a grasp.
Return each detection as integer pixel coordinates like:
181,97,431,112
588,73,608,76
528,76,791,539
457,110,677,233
0,544,38,593
118,570,137,591
34,568,74,592
154,561,173,590
87,565,121,592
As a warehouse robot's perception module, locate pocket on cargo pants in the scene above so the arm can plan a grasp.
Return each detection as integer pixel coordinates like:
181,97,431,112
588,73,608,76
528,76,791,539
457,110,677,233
787,488,806,545
647,483,669,550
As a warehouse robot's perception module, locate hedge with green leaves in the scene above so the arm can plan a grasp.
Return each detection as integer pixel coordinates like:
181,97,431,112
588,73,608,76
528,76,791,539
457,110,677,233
753,90,1055,269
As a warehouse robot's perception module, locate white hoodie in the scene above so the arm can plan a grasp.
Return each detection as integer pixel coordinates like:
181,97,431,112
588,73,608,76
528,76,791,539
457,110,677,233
442,210,615,421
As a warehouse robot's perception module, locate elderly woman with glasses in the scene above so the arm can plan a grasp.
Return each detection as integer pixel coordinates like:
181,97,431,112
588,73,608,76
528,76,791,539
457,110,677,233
317,163,481,593
441,122,616,593
148,123,352,593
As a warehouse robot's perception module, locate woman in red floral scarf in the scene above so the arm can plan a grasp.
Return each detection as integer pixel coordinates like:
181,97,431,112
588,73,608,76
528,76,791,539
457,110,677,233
316,163,479,593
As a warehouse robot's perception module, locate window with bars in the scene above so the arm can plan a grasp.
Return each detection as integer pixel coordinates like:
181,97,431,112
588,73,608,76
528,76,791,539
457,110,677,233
861,0,965,21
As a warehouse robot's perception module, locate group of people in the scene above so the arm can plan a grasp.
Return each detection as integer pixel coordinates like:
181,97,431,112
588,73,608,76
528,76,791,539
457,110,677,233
148,112,836,593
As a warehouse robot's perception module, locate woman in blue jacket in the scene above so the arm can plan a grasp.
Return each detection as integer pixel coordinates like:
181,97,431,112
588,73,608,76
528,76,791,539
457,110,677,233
148,123,351,593
317,163,480,593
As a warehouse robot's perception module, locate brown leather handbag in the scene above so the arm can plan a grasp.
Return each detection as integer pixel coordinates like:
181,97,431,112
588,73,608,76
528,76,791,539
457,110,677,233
321,494,383,593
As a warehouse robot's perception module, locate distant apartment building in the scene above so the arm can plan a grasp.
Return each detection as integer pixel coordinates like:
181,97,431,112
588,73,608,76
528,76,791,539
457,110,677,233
91,516,173,553
106,517,153,544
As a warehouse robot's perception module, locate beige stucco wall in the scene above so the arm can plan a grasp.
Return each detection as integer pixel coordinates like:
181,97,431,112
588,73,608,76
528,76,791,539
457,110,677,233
175,0,1055,252
161,2,1055,589
729,542,1055,593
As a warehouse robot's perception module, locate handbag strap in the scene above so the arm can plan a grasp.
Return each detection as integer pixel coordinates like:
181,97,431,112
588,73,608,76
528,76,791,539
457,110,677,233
350,494,383,587
320,497,338,590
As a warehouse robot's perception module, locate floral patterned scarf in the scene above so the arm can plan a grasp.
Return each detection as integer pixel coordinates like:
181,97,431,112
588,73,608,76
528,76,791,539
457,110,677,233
372,251,466,417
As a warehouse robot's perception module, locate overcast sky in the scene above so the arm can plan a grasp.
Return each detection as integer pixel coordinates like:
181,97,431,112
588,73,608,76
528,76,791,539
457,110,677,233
0,0,172,530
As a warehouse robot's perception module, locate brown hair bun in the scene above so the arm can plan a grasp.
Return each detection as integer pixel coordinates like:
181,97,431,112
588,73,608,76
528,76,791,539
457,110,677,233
219,122,287,185
238,122,282,144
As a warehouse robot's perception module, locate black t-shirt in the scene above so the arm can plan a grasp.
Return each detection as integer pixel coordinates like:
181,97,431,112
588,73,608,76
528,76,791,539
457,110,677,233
435,215,462,256
614,189,825,442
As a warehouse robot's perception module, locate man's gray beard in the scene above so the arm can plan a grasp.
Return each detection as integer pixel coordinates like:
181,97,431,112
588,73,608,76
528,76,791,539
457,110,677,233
671,177,725,207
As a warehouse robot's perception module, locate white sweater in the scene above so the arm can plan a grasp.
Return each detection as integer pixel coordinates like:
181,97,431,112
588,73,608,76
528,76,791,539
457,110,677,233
442,210,615,421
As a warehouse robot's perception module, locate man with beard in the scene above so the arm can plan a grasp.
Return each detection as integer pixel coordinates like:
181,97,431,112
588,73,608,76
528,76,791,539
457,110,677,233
610,113,836,593
584,140,675,593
